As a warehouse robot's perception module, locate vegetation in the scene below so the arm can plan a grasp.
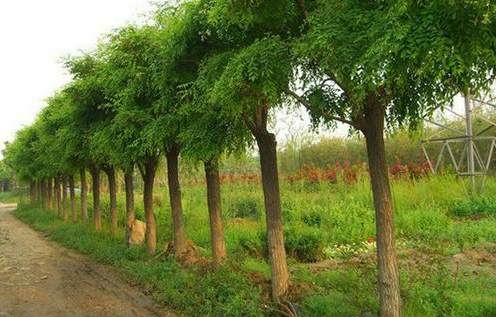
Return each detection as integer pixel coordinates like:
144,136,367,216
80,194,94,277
4,175,496,317
1,1,496,316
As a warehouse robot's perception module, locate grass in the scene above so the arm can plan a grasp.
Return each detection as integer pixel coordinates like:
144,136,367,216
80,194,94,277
4,174,496,316
0,190,23,203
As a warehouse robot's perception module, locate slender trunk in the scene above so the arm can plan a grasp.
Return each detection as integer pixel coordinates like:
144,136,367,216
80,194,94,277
29,181,35,205
90,166,102,231
36,181,43,207
80,168,88,223
43,179,48,209
105,167,118,237
254,131,289,301
69,175,76,223
47,178,53,210
62,176,68,222
124,169,135,247
143,157,157,255
204,159,227,265
36,180,41,206
362,100,401,317
55,176,61,216
166,145,187,257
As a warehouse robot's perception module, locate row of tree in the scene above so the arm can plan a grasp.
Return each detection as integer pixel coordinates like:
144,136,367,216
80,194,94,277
3,1,495,316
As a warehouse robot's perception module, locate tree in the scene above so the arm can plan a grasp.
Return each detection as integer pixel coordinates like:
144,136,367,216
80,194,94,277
64,53,109,231
289,1,496,316
97,25,167,253
201,0,304,299
0,158,13,192
182,53,252,264
3,126,43,204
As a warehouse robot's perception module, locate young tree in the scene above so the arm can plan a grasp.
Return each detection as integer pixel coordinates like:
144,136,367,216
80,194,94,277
182,53,252,265
98,25,166,253
201,0,304,300
64,54,110,231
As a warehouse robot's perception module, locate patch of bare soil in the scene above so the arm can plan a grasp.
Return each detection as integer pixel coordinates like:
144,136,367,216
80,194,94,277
0,204,177,317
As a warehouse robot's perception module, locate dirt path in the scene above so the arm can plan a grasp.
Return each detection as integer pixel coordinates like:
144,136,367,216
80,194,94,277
0,204,177,317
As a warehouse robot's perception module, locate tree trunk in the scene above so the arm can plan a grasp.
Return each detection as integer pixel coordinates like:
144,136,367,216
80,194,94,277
166,145,187,257
90,166,102,231
80,168,88,223
44,179,49,209
124,169,135,247
36,180,41,206
362,101,401,317
55,176,61,216
62,176,68,222
42,179,48,209
143,157,157,255
254,131,289,301
69,175,76,223
105,167,118,237
29,181,35,205
47,178,53,210
204,159,227,265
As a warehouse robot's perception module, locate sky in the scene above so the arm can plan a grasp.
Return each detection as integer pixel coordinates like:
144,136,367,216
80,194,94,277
0,0,153,157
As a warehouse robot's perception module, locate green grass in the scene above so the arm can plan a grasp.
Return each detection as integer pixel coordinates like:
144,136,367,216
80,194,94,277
10,175,496,316
0,190,24,203
14,205,265,317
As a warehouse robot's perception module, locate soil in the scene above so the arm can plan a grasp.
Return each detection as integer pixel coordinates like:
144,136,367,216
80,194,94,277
0,203,177,317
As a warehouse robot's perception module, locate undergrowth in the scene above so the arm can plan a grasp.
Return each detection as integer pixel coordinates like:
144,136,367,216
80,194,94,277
9,175,496,316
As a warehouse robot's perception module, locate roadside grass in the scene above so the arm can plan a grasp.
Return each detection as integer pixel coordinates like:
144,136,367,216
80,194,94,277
0,190,24,204
11,175,496,316
14,204,265,317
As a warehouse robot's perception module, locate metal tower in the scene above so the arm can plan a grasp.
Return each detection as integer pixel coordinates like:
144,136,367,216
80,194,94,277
421,90,496,194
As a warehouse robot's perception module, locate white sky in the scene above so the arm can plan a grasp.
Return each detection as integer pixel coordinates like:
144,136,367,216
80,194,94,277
0,0,153,157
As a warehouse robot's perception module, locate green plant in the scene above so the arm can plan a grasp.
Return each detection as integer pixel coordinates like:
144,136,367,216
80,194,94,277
228,197,262,220
284,224,324,262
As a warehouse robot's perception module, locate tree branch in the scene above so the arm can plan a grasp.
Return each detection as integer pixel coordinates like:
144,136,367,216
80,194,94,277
286,90,357,128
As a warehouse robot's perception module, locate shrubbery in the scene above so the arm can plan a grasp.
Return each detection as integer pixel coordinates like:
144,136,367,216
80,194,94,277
450,197,496,218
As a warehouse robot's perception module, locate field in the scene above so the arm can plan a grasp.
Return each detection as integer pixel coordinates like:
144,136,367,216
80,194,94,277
5,172,496,317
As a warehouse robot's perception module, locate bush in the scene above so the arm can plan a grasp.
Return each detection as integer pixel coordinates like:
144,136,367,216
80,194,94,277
228,197,262,220
284,224,324,262
301,210,322,227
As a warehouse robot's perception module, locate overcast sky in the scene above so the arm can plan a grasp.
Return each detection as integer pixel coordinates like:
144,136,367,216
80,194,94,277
0,0,153,157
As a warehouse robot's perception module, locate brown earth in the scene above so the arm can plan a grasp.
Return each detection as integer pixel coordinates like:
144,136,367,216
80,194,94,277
0,203,177,317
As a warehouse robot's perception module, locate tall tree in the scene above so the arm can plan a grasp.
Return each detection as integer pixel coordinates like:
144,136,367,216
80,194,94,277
289,1,496,315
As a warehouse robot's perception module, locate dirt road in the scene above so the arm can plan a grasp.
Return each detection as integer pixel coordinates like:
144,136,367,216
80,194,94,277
0,204,176,317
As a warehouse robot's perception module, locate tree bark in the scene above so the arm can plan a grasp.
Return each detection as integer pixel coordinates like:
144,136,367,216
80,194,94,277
254,130,289,301
69,175,76,223
204,159,227,265
142,157,158,255
47,178,53,210
90,166,102,231
124,169,135,247
62,176,68,222
104,167,118,237
80,168,88,223
29,181,35,205
362,100,401,317
42,179,48,209
55,176,61,216
166,144,187,257
36,180,41,206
